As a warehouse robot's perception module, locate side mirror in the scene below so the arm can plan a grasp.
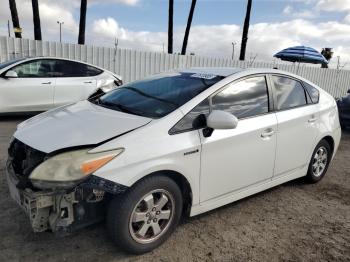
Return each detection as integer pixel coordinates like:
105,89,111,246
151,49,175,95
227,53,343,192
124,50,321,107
4,70,18,78
206,110,238,130
347,89,350,94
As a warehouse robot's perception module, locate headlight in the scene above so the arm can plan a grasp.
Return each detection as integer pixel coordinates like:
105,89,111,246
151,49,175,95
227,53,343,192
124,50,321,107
29,148,124,189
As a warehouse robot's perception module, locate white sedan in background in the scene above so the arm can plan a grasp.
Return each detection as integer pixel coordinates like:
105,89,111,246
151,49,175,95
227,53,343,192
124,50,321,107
0,57,122,114
7,68,341,254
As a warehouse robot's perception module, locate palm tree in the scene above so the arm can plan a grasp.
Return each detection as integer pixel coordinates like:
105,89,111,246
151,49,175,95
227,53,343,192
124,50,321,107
239,0,252,61
9,0,21,38
181,0,197,55
168,0,174,54
78,0,87,45
321,48,333,69
31,0,42,40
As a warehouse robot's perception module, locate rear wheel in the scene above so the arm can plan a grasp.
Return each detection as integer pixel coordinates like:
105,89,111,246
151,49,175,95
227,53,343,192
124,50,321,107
107,175,183,254
305,140,331,183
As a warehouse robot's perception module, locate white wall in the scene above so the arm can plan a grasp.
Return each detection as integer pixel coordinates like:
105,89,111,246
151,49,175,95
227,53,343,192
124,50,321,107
0,36,349,98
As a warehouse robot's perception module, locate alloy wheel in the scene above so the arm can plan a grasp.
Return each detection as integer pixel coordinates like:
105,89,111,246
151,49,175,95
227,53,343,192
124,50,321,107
312,146,328,177
129,189,175,244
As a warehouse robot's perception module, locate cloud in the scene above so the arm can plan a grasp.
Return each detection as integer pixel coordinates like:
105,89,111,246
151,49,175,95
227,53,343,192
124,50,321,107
96,0,140,5
1,0,350,68
283,5,293,15
283,5,316,18
91,17,350,65
316,0,350,24
0,0,78,41
316,0,350,12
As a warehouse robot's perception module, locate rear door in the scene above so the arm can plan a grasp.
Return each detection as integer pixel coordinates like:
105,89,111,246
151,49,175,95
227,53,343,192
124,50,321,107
270,74,318,178
53,60,99,107
0,59,55,112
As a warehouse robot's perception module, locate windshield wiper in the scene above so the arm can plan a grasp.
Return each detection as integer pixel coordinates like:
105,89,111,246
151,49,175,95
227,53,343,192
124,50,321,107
123,86,178,107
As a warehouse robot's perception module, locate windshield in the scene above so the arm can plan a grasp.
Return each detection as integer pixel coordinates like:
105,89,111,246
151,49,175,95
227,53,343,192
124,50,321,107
0,58,26,70
93,72,224,118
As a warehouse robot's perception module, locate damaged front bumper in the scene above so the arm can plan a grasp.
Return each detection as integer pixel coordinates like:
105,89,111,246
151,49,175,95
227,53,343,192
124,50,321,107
6,160,128,233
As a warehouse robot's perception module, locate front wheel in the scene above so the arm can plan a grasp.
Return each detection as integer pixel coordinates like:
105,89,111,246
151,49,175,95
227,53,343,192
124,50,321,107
107,175,183,254
305,140,331,183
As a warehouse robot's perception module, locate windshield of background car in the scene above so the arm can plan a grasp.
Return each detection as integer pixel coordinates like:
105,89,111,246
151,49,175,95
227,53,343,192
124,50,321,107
95,72,224,118
0,58,25,70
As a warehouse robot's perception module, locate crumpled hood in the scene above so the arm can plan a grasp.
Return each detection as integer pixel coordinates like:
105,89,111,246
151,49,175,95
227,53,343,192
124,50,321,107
14,101,152,153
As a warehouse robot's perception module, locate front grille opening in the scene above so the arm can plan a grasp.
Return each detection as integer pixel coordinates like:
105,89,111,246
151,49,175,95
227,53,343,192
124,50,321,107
8,139,47,178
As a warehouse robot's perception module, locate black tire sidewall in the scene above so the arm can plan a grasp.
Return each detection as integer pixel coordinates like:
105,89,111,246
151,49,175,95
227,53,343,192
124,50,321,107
306,140,331,183
107,175,183,254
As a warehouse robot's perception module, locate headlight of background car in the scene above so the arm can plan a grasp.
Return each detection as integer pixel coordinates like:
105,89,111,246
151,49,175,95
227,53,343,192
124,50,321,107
29,148,124,189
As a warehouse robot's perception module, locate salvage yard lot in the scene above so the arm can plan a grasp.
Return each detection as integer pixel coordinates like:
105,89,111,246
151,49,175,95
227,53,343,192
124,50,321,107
0,116,349,262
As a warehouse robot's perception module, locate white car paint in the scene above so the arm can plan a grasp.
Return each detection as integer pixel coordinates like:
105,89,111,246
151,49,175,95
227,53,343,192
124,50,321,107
0,57,122,113
15,100,151,153
12,67,341,218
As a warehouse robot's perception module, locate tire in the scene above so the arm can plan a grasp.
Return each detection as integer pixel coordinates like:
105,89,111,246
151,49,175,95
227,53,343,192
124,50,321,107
107,175,183,254
305,139,331,183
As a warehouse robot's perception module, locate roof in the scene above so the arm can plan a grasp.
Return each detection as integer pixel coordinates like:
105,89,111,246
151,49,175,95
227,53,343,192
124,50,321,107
180,67,309,81
180,67,244,77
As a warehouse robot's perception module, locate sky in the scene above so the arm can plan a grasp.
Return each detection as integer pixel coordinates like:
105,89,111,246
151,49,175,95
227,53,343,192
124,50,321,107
1,0,350,68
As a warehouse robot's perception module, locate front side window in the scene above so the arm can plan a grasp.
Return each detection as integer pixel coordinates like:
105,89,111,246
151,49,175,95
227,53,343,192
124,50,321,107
11,59,56,77
94,72,223,118
211,76,269,119
272,76,307,110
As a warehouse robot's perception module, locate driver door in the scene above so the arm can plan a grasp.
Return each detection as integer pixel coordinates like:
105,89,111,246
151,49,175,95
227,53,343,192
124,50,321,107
199,76,277,202
0,59,56,112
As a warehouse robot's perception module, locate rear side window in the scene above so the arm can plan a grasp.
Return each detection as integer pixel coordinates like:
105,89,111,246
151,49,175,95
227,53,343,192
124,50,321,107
211,76,269,119
272,76,307,110
303,82,319,103
55,60,102,77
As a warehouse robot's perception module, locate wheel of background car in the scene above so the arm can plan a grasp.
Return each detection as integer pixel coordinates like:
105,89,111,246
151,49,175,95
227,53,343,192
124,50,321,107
106,175,183,254
306,139,331,183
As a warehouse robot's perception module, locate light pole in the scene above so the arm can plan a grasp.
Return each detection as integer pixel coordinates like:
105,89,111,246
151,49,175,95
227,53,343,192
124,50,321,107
231,42,237,60
57,21,64,42
8,20,11,37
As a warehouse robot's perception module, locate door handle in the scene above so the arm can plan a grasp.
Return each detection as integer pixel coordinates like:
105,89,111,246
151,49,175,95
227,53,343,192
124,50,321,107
84,81,93,84
308,117,317,123
41,81,51,84
261,129,275,138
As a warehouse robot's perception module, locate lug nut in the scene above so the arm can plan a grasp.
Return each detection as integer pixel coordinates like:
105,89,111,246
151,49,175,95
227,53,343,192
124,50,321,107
153,218,157,223
146,213,150,217
152,207,156,211
156,211,160,215
147,220,151,224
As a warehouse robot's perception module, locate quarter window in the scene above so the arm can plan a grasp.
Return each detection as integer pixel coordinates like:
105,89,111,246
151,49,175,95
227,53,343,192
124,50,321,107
272,76,307,110
211,76,269,119
303,82,319,103
169,99,210,134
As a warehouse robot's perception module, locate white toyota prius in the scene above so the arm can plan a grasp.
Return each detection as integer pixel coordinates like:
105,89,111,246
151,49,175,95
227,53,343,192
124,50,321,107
6,68,341,254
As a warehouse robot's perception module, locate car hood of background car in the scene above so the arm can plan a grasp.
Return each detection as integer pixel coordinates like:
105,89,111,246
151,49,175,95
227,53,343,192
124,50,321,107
14,101,152,153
